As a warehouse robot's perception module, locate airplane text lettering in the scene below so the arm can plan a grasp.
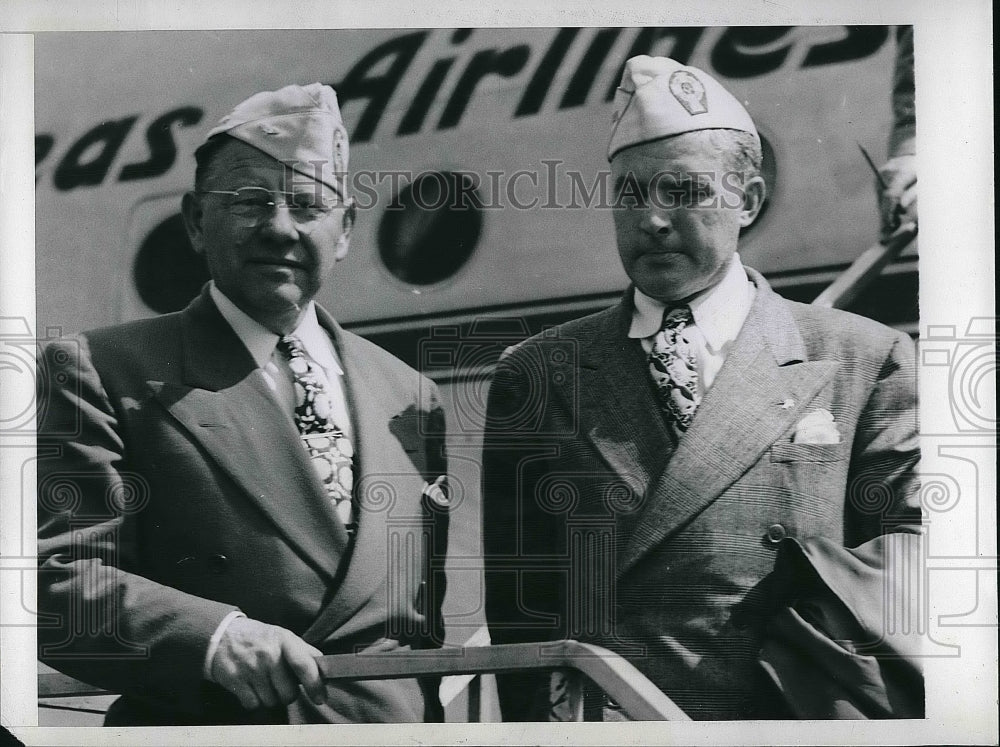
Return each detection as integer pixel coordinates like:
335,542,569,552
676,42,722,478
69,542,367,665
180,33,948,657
36,26,891,192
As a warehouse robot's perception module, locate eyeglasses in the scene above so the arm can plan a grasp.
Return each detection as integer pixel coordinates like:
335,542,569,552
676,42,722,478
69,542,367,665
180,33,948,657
197,186,346,227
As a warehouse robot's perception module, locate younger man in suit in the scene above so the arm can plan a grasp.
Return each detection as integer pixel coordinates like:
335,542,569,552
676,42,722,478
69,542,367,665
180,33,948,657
482,56,921,720
38,84,449,724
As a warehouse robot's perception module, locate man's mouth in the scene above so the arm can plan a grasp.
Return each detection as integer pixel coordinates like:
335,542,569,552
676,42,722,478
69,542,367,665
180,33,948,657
247,258,307,271
642,247,685,259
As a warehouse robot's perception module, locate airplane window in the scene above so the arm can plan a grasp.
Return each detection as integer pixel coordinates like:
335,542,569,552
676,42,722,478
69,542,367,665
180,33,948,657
133,214,210,313
377,171,483,286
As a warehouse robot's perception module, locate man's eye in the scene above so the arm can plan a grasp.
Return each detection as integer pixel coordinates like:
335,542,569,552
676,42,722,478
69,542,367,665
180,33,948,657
617,195,645,210
655,187,684,206
232,189,273,207
290,195,324,211
666,187,711,207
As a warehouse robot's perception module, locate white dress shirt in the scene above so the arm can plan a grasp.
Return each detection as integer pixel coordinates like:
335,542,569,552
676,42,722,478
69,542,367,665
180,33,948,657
628,254,756,395
202,282,353,678
209,282,352,439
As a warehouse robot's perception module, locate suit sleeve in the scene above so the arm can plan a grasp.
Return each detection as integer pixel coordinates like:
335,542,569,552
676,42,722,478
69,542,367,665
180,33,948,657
889,25,916,159
844,329,921,544
417,379,449,721
482,348,566,721
759,330,924,717
422,381,449,649
37,337,240,698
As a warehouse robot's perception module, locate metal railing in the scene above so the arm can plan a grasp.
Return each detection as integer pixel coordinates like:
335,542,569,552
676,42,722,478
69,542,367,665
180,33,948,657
39,640,689,722
316,640,689,721
811,223,917,309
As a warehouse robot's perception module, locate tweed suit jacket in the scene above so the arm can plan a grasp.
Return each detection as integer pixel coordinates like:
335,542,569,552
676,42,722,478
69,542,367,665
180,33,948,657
482,268,920,720
37,287,449,724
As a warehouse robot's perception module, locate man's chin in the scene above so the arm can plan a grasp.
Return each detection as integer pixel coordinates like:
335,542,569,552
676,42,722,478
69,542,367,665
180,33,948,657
267,288,311,313
243,273,312,303
237,284,314,321
634,277,695,305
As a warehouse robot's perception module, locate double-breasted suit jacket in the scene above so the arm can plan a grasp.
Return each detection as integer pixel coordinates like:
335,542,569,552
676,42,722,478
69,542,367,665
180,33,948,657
482,268,920,720
37,288,449,724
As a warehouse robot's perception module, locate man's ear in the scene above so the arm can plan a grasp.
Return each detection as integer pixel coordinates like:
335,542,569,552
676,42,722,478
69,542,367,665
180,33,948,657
335,199,356,262
181,191,206,254
738,175,767,228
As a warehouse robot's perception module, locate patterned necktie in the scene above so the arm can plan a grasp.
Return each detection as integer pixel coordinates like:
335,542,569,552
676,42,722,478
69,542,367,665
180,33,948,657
648,306,701,431
277,335,356,533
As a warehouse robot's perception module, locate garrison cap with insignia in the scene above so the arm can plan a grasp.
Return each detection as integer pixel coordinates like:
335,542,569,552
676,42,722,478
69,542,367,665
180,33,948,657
607,55,759,161
198,83,349,197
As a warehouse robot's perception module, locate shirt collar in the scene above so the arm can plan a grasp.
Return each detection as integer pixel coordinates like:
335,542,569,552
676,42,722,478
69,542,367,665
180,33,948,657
208,282,343,375
628,254,755,351
292,302,344,376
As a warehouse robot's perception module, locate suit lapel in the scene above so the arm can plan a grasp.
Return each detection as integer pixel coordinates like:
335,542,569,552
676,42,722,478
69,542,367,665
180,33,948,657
575,297,673,510
302,311,427,639
616,272,838,577
148,290,348,583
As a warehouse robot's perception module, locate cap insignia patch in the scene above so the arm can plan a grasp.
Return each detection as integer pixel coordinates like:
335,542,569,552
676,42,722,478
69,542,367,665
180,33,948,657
669,70,709,116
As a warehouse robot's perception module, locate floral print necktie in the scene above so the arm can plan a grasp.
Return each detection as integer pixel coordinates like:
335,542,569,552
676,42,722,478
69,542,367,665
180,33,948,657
648,306,701,431
277,335,356,533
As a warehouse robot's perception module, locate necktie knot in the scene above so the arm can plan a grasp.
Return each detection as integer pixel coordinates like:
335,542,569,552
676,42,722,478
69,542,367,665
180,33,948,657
278,335,314,378
660,305,694,331
277,334,305,358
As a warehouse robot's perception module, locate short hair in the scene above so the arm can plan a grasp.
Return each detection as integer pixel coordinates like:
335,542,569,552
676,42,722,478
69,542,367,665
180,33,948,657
193,135,232,191
700,128,763,182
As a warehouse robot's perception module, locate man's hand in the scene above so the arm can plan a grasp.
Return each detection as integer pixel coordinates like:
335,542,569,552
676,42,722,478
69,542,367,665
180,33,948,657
877,154,917,242
209,617,326,710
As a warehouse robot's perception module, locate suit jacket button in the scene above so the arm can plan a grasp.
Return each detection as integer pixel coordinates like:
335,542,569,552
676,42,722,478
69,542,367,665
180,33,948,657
765,524,787,545
208,554,229,574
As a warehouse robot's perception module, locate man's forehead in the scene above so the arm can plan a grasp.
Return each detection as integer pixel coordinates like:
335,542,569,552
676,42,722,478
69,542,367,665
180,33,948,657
613,169,714,186
205,138,280,171
612,135,730,172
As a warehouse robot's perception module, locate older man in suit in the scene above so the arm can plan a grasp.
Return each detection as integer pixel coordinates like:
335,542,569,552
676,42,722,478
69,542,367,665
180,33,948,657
37,84,449,725
482,57,921,720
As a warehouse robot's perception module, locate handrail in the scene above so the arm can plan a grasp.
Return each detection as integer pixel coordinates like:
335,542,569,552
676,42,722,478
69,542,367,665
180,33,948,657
38,670,109,698
811,222,917,309
316,640,690,721
41,640,691,720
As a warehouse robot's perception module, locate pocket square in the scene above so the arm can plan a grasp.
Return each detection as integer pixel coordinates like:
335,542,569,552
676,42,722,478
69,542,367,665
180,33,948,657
792,408,841,444
422,475,449,506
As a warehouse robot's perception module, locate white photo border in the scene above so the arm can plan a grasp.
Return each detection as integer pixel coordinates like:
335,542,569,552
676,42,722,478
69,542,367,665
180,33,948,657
2,0,995,744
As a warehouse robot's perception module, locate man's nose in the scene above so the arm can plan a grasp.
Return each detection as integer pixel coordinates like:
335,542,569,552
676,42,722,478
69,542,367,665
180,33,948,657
259,203,301,240
641,208,671,236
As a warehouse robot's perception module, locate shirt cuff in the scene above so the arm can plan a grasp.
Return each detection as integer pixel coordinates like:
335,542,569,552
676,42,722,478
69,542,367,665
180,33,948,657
203,610,246,681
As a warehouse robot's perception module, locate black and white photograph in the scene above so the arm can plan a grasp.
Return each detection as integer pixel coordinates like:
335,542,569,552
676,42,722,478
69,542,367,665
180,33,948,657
0,2,995,745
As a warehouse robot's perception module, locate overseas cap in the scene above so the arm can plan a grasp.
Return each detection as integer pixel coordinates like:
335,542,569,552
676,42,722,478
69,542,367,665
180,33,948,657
607,56,758,161
199,83,349,196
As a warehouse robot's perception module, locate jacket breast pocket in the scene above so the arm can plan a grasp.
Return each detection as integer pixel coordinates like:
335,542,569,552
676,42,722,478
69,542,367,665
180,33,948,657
770,441,849,464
